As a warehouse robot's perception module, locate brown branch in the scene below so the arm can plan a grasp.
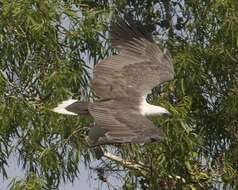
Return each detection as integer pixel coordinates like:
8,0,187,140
103,152,147,177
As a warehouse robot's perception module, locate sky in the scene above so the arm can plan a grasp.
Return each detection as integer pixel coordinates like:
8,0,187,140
0,145,124,190
0,154,110,190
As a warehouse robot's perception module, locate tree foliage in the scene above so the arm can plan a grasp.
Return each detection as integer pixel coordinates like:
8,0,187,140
0,0,237,189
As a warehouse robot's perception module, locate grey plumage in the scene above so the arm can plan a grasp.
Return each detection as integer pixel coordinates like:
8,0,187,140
88,100,164,145
91,16,174,99
54,15,174,146
87,16,174,145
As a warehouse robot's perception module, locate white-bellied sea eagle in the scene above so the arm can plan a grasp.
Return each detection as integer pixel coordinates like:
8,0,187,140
53,15,174,146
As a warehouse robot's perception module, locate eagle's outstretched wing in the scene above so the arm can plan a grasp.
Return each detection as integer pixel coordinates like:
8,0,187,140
88,100,163,145
87,16,174,145
90,15,174,100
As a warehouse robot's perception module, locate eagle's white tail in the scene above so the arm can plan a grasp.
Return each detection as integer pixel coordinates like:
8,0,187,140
52,99,78,115
52,99,90,116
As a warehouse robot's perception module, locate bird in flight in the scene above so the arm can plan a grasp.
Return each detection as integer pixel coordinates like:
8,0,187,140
53,15,174,146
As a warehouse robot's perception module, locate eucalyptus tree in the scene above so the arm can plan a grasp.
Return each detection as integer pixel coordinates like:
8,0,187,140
0,0,237,189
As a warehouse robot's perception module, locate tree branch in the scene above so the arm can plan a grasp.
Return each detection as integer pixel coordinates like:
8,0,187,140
103,152,147,177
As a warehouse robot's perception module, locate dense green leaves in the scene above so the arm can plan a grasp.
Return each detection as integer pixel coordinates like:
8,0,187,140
0,0,109,188
0,0,238,189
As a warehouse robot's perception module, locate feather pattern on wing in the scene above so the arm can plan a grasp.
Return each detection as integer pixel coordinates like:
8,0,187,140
88,100,164,145
88,15,174,145
91,16,174,99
